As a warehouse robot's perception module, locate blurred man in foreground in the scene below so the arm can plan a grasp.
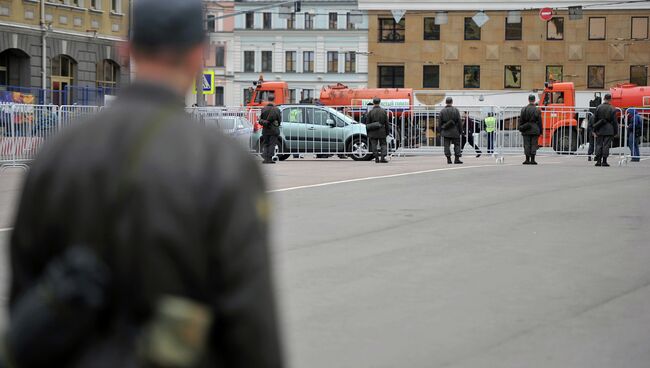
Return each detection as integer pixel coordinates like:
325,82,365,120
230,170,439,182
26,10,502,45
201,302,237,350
4,0,284,367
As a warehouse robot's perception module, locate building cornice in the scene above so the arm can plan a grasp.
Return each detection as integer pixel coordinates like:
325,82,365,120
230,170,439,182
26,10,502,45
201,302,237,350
358,0,650,11
0,20,128,43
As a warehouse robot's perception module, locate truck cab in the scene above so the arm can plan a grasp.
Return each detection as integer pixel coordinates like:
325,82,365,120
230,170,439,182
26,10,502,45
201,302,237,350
539,82,581,152
247,79,289,107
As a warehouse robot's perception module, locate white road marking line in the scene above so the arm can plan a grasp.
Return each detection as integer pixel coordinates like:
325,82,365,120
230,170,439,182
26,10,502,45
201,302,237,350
269,164,517,193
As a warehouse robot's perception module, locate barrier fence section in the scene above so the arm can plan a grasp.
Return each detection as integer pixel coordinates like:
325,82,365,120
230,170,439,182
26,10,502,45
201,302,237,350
0,104,101,170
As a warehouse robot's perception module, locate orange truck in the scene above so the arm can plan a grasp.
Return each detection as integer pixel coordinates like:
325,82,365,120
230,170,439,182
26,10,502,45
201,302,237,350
246,80,414,119
539,82,649,152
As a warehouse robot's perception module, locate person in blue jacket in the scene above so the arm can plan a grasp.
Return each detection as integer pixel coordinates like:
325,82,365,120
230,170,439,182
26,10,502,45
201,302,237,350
627,108,643,162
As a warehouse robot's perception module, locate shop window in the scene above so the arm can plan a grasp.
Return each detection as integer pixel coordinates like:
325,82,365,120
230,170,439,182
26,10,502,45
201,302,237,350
504,65,521,88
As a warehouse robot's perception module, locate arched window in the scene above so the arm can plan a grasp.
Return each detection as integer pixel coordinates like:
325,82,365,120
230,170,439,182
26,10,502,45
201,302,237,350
0,48,31,88
97,59,120,89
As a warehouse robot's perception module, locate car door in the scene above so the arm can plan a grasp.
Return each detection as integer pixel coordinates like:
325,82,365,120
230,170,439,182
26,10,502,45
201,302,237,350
281,106,311,153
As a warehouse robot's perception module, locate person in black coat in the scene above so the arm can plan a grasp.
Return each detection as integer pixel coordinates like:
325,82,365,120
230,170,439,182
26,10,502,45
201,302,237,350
7,1,284,367
260,95,282,164
439,97,463,164
519,94,543,165
365,97,390,163
592,93,618,167
461,112,482,158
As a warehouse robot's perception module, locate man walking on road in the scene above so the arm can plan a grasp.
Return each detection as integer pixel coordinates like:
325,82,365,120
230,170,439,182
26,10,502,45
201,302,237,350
260,95,282,164
439,97,463,164
366,97,389,163
5,0,284,367
593,94,618,167
519,94,543,165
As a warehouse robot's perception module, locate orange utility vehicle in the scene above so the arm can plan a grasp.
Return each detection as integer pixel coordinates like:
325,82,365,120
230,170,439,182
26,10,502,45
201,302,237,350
539,82,649,152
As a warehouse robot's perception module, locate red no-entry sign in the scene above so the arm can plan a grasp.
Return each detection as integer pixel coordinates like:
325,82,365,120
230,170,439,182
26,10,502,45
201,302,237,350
539,8,554,21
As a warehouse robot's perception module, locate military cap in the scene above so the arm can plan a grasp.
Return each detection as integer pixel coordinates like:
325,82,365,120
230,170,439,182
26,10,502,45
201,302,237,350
131,0,206,50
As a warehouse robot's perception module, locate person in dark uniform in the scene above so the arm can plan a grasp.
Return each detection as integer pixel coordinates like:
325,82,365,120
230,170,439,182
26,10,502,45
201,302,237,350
593,93,618,167
6,1,284,367
587,93,602,161
461,112,482,158
366,97,389,163
519,94,543,165
260,95,282,164
439,97,463,164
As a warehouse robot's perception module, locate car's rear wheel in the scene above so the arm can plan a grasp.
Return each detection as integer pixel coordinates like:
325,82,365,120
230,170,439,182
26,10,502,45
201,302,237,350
348,137,372,161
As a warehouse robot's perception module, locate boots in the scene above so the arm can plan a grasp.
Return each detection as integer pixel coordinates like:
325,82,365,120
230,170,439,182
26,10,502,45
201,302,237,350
595,157,602,166
523,155,530,165
475,146,482,158
375,156,380,163
447,156,453,164
602,158,610,167
530,155,538,165
587,156,592,162
454,156,463,164
379,157,389,163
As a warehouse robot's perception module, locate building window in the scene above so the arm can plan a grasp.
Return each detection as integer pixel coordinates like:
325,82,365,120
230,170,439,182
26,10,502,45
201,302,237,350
244,51,255,72
588,65,605,89
345,52,356,73
301,89,314,102
327,52,338,73
303,51,314,73
90,0,100,10
464,17,481,40
378,66,404,88
215,46,225,67
261,51,272,72
423,65,439,88
243,88,253,105
379,18,405,43
110,0,120,13
346,12,355,30
245,12,254,29
263,12,272,29
207,15,216,32
52,55,76,78
285,51,296,72
631,65,648,86
547,17,564,40
505,18,522,40
589,17,606,40
504,65,521,88
329,12,338,29
215,86,224,106
289,89,297,103
305,13,313,30
546,65,564,82
424,18,440,40
287,13,295,29
631,17,649,39
463,65,480,88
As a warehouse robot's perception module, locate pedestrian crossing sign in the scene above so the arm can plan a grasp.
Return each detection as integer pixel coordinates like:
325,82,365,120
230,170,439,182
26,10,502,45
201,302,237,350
193,70,215,95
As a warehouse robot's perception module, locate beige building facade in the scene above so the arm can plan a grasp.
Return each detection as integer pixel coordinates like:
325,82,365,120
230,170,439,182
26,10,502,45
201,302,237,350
365,7,650,94
0,0,130,105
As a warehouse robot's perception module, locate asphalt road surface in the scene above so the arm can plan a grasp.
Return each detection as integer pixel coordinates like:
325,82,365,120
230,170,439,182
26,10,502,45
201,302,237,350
0,155,649,367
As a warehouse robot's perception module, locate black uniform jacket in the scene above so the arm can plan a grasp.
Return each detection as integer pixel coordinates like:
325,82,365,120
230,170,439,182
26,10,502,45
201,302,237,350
260,104,282,136
10,82,284,368
519,104,543,136
439,106,462,139
593,102,618,137
366,106,389,139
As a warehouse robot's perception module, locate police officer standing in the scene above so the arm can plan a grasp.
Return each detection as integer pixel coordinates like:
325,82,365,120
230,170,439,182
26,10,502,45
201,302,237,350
439,97,463,164
260,95,282,164
366,97,390,163
519,94,543,165
6,0,284,367
592,93,618,167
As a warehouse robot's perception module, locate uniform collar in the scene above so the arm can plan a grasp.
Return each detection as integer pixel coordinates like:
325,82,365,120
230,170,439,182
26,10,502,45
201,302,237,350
116,81,186,109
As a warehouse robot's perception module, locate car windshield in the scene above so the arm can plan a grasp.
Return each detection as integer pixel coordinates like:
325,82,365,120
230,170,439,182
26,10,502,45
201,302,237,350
329,108,355,125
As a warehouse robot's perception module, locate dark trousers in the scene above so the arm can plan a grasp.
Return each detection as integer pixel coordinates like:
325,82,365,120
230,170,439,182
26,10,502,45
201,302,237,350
262,134,278,162
594,135,613,161
523,135,539,156
461,134,481,154
370,137,388,160
444,137,461,157
587,133,595,156
486,132,495,154
628,134,641,161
